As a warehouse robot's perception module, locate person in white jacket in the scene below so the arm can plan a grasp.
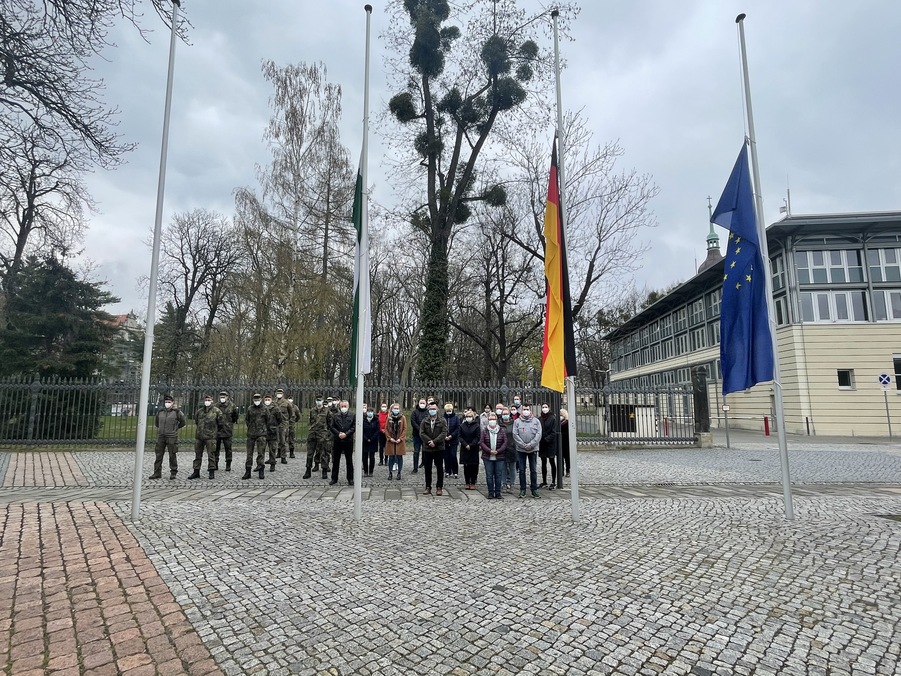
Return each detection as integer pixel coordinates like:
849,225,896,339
512,403,542,498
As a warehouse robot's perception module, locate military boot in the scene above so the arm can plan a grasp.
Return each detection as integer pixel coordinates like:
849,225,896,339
225,461,231,472
289,451,295,458
169,470,177,480
208,469,215,479
148,472,162,480
241,469,251,480
188,470,200,480
313,463,319,472
321,469,328,479
302,461,312,480
257,467,265,479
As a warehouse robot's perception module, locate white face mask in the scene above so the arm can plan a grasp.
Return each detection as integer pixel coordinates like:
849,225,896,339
264,399,272,406
288,399,293,404
253,399,262,407
276,393,283,399
465,415,474,422
541,406,549,413
522,410,531,418
204,400,212,407
219,397,227,404
164,402,173,409
316,400,323,406
419,403,426,409
495,409,502,415
381,405,388,412
488,420,498,428
340,407,348,414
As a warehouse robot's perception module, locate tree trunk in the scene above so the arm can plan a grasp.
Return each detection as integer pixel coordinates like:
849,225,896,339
416,234,449,379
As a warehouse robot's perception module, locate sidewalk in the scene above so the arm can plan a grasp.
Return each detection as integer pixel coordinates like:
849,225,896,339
2,445,901,675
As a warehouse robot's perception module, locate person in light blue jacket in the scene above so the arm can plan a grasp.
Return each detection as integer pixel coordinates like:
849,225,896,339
512,403,542,498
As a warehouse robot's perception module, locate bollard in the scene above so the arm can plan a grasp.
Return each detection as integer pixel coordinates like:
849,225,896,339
764,415,770,436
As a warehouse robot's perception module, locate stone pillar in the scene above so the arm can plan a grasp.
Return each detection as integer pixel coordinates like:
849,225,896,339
691,367,712,447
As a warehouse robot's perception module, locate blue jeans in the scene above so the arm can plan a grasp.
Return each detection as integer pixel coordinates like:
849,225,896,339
484,458,504,496
412,436,422,469
517,451,538,492
504,455,518,486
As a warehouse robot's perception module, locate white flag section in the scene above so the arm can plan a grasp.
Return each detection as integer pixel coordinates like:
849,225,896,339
350,155,371,386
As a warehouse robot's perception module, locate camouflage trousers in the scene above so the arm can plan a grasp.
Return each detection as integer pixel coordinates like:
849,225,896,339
266,435,279,465
288,425,297,454
214,436,233,468
277,426,290,459
306,434,331,471
192,438,215,472
245,435,267,470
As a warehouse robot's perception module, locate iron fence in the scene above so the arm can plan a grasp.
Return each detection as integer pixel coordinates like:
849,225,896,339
0,377,698,446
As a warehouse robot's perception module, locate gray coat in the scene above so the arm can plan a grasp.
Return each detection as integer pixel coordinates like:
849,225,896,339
512,415,542,453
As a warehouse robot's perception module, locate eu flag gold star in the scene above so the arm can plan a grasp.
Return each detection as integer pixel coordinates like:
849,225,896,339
746,274,752,282
735,247,741,254
735,282,741,289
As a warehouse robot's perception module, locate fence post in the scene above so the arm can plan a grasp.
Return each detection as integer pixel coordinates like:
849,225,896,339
27,378,42,444
691,367,712,447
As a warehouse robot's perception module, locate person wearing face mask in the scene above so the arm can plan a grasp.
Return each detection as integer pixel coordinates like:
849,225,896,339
512,403,542,498
538,403,558,489
510,394,523,420
273,387,296,465
213,390,239,472
384,403,407,480
501,406,517,493
377,402,389,466
458,407,481,490
243,393,270,480
190,395,223,480
286,395,300,458
443,402,460,480
329,399,356,486
419,401,447,495
410,398,428,473
362,405,380,477
150,395,185,480
560,408,570,477
480,411,508,499
305,395,331,480
479,404,492,431
263,395,283,472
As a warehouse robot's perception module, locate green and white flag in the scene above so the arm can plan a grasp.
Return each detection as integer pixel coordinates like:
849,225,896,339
349,154,371,387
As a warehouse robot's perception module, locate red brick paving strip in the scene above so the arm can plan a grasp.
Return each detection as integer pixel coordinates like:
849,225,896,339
0,502,223,675
3,453,89,487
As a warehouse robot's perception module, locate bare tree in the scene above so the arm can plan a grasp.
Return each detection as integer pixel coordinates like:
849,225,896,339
0,123,93,293
153,209,241,381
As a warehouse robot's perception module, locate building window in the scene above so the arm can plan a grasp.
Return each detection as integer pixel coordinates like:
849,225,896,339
868,248,901,283
708,322,721,346
661,338,673,360
894,355,901,391
675,333,689,355
774,296,788,325
688,298,705,326
800,291,869,322
707,288,722,319
873,290,901,321
837,369,855,390
660,314,673,338
690,327,707,351
795,249,865,284
771,254,785,291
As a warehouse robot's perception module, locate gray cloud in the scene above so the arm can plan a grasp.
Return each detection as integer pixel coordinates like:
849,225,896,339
79,0,901,312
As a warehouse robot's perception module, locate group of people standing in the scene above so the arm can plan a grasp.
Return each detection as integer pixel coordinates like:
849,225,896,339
150,391,571,499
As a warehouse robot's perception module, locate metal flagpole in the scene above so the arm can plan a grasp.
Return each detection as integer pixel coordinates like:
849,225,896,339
132,0,181,522
552,9,580,523
736,13,794,520
353,4,373,523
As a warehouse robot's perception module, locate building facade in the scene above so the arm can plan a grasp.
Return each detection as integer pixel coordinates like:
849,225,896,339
605,211,901,436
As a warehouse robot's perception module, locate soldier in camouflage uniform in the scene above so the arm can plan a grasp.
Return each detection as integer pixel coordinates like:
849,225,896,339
243,393,269,480
263,394,283,470
190,394,223,480
214,390,239,471
286,395,299,458
304,395,331,479
273,387,296,464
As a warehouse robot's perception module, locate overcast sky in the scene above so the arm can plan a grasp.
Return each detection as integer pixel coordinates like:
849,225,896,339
83,0,901,314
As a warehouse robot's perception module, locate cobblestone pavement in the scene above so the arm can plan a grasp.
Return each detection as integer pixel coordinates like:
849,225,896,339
1,442,896,490
2,441,901,675
2,452,88,487
0,502,222,675
119,495,901,675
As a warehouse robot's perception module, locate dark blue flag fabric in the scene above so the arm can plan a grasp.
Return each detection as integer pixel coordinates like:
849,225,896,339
712,141,774,395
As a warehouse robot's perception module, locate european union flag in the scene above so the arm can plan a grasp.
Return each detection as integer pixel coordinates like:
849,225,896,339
712,141,774,395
